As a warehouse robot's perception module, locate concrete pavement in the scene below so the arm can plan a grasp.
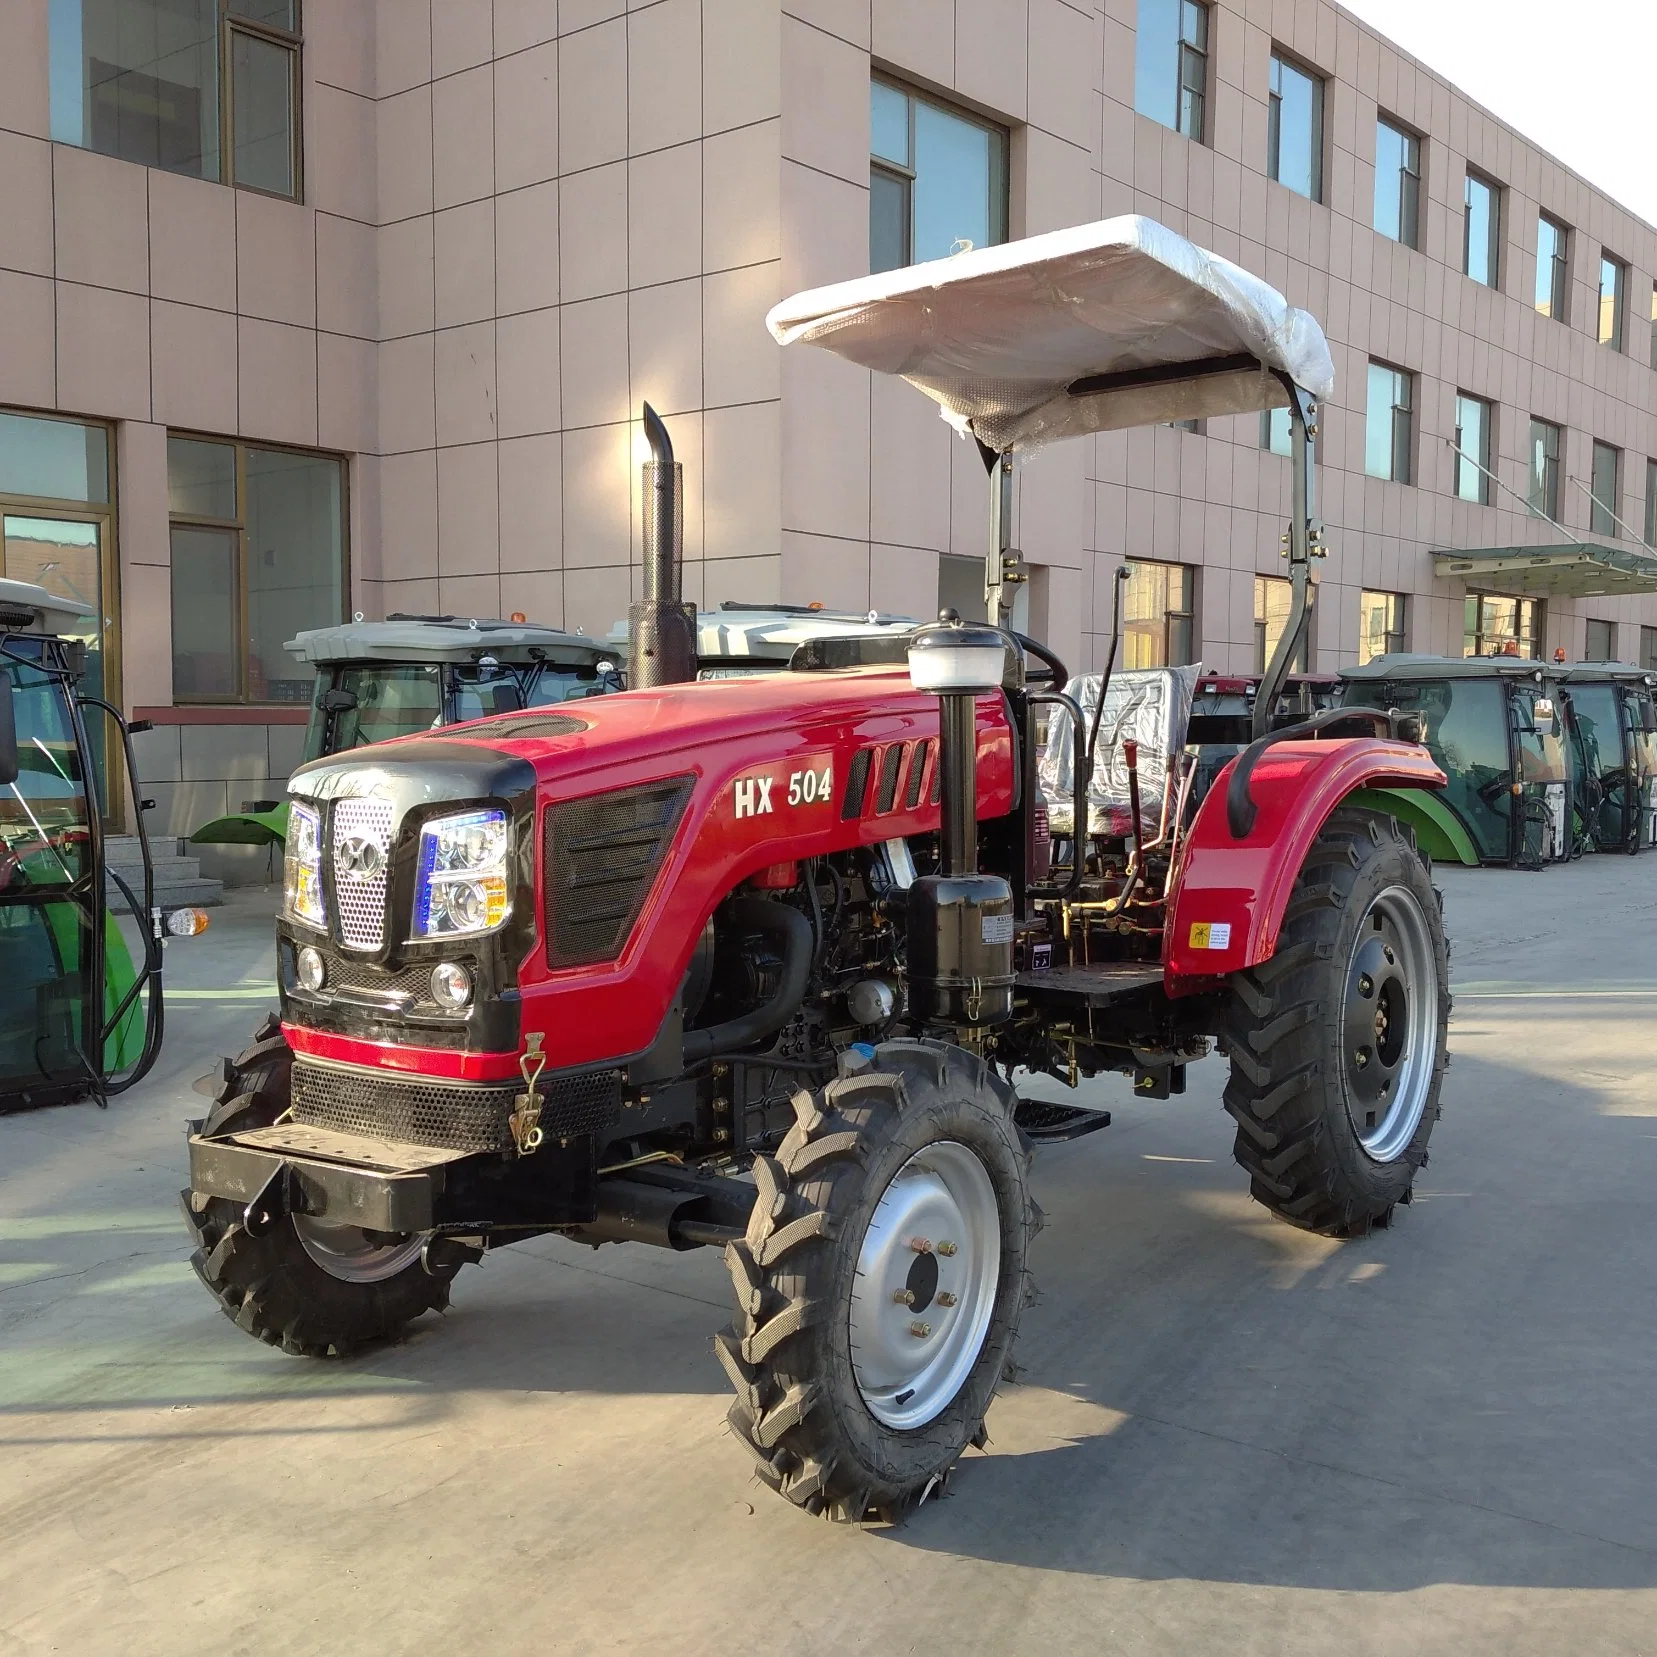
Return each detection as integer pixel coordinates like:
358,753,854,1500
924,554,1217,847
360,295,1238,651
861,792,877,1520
2,865,1654,1655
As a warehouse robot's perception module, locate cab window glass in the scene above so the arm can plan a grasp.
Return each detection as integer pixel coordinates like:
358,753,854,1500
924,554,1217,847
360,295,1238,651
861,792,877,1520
1,648,91,892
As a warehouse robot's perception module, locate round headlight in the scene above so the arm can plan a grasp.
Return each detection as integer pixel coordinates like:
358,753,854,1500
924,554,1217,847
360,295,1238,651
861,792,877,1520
296,945,326,991
430,961,473,1010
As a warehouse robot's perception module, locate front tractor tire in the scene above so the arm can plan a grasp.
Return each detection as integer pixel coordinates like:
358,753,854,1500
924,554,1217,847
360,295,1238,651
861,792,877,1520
717,1041,1038,1523
181,1015,458,1357
1222,807,1450,1236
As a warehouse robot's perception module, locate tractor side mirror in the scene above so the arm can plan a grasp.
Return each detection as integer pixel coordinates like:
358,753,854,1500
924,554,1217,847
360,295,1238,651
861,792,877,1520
320,687,358,713
0,675,17,786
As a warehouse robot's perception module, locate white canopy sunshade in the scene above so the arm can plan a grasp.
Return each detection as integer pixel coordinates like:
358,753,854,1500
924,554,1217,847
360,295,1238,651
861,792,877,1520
766,216,1336,455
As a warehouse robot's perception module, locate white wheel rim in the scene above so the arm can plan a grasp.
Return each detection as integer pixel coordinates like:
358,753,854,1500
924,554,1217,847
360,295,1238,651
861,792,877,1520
292,1216,428,1284
849,1141,1001,1431
1340,883,1439,1163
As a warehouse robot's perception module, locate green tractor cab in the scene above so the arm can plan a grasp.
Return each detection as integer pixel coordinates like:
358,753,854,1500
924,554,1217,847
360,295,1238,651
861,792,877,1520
1340,654,1573,868
1,577,192,1112
191,615,624,849
1560,664,1657,853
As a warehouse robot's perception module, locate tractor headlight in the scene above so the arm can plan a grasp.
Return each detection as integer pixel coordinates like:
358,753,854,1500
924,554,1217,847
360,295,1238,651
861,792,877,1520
412,808,510,940
283,802,326,928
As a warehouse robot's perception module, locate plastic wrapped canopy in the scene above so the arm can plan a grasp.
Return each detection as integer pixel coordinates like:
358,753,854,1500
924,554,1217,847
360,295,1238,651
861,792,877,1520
766,216,1335,454
1040,665,1201,838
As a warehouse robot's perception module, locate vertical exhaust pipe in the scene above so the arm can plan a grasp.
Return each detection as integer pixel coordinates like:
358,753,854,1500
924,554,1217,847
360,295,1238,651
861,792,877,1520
627,403,696,689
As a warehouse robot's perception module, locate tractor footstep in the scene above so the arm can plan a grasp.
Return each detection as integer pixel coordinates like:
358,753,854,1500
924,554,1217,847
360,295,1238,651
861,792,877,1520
1013,1098,1112,1143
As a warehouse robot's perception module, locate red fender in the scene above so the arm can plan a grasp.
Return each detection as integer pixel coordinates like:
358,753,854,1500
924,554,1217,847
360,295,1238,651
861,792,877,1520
1163,738,1447,994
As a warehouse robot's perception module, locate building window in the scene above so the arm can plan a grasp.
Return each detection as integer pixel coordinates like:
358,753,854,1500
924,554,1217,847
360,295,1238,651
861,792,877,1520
1529,418,1562,520
1584,619,1616,662
1535,213,1570,320
1464,592,1540,659
1254,574,1310,673
1642,627,1657,672
1267,52,1323,203
1454,393,1493,504
1261,406,1292,456
1122,560,1196,668
1373,118,1421,247
1647,458,1657,548
1365,361,1413,483
1359,590,1407,664
168,435,346,703
1463,172,1500,287
870,79,1008,274
1590,440,1621,538
1599,254,1627,350
49,1,302,199
1135,0,1210,142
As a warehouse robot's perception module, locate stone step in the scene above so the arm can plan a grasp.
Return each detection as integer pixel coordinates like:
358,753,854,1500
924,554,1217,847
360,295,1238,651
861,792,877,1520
107,877,225,914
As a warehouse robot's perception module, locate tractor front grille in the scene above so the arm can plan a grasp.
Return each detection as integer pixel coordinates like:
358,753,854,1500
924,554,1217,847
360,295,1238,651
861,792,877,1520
543,777,692,969
290,1060,626,1152
331,798,394,951
293,1061,517,1153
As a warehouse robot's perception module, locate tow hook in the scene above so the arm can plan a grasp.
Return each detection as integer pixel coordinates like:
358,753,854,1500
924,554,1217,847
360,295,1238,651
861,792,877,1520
241,1161,294,1238
509,1032,548,1156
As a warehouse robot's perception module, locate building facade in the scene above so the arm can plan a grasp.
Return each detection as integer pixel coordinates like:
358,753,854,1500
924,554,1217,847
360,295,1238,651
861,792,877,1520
4,0,1657,880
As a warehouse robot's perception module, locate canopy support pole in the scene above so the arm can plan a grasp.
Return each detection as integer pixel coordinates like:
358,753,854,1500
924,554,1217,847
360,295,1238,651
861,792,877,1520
1253,380,1321,739
977,441,1022,629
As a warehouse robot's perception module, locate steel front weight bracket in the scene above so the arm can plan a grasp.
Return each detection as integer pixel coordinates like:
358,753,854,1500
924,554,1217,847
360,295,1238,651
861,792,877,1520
510,1032,548,1155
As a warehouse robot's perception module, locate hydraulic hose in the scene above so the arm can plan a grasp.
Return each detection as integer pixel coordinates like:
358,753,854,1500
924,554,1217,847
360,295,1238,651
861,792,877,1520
681,896,813,1063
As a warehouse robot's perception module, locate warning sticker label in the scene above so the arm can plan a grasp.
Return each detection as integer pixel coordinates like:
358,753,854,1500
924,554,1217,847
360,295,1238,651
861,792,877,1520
1188,921,1233,950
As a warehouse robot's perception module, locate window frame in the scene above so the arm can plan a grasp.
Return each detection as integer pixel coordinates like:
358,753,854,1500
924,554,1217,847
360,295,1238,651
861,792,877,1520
1535,211,1570,321
1584,619,1615,663
1529,417,1563,520
1373,115,1422,248
1454,391,1494,505
1358,590,1408,665
50,0,304,202
1253,572,1312,674
1267,49,1325,204
1463,169,1502,288
1641,626,1657,673
1463,591,1542,660
1121,558,1197,669
869,75,1009,275
1646,457,1657,549
1590,439,1622,539
1598,252,1628,351
1365,359,1414,485
167,431,350,706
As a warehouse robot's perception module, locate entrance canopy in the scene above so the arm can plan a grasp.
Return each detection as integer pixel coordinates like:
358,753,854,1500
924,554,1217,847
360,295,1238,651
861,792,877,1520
766,216,1336,453
1432,543,1657,600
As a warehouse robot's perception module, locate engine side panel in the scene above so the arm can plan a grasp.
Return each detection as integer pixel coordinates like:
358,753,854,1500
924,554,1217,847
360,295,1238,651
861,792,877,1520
1163,738,1447,993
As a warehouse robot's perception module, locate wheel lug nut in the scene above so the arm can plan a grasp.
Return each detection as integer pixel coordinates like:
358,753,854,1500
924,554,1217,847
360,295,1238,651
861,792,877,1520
1359,974,1373,996
937,1291,958,1307
936,1240,958,1257
908,1237,933,1254
1383,947,1395,965
892,1288,915,1306
1355,1047,1370,1068
909,1320,932,1338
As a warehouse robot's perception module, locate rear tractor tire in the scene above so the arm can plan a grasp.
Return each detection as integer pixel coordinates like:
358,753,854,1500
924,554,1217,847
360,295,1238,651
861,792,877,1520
717,1040,1039,1523
1222,808,1450,1236
181,1014,461,1357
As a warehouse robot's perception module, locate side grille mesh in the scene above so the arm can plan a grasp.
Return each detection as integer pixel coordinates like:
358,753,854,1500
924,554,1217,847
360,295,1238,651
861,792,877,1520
905,739,931,809
544,777,693,968
874,742,906,814
332,798,394,951
841,748,873,819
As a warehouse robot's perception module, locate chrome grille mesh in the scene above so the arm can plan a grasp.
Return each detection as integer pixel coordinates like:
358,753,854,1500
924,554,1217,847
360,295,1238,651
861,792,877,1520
332,798,394,951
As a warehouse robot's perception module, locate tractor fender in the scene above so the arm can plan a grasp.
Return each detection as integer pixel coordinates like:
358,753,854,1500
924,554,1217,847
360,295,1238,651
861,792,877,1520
1164,737,1447,993
1341,785,1480,866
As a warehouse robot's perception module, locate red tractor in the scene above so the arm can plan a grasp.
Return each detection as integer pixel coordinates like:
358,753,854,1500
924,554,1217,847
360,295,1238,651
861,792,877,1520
182,220,1451,1524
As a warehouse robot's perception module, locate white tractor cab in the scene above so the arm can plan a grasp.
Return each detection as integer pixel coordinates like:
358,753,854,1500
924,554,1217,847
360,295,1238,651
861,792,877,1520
191,614,622,847
606,601,919,678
